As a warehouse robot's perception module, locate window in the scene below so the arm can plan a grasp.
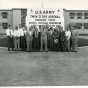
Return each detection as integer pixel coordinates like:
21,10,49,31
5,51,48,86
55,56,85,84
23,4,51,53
84,23,88,29
75,23,82,29
69,23,76,29
69,13,75,19
1,12,8,18
84,13,88,19
21,9,27,27
2,23,8,29
77,13,82,19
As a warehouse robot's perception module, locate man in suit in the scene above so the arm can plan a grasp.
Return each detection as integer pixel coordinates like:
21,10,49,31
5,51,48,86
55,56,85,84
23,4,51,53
23,26,27,51
47,27,53,51
52,28,59,51
33,26,39,51
18,24,25,51
25,26,33,51
38,25,41,51
59,29,67,51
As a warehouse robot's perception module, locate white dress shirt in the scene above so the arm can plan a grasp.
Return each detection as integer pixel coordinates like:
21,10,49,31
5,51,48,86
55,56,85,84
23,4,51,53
19,28,24,36
24,30,27,35
6,28,13,37
13,30,20,37
65,30,71,40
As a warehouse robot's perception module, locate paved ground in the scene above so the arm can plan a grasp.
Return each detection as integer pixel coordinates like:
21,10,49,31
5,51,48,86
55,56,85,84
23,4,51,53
0,47,88,86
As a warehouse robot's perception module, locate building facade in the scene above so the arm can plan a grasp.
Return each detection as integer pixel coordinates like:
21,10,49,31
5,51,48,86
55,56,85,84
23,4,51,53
64,9,88,30
0,8,27,34
0,8,88,34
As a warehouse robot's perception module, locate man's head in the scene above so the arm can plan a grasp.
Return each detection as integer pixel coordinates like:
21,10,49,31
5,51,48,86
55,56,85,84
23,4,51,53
8,25,12,29
29,26,32,31
49,27,53,31
15,26,18,30
19,24,22,28
66,24,71,31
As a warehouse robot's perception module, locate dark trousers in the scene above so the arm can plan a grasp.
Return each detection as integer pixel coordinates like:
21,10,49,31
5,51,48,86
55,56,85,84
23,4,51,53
48,38,53,51
60,40,66,51
24,36,27,50
33,37,39,50
71,38,78,52
40,36,48,51
66,39,71,52
20,36,25,50
26,38,33,51
7,36,14,51
53,38,59,51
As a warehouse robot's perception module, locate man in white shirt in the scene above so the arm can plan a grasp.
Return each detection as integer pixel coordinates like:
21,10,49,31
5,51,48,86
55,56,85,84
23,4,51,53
13,26,20,50
18,24,25,50
65,25,71,51
6,25,14,51
65,30,71,40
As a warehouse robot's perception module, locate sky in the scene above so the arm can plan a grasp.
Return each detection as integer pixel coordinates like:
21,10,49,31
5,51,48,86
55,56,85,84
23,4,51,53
0,0,88,10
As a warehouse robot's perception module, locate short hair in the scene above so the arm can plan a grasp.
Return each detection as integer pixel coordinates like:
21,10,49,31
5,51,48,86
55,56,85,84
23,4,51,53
15,26,18,29
19,24,22,27
8,24,11,27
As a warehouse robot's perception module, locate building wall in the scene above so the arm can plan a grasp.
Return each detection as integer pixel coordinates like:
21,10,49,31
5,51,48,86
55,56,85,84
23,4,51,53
0,8,27,34
12,9,21,29
64,9,88,30
1,8,88,34
21,9,27,27
0,10,12,34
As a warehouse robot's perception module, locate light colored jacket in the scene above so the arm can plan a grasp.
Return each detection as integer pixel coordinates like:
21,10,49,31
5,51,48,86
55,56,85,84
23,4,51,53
26,30,33,41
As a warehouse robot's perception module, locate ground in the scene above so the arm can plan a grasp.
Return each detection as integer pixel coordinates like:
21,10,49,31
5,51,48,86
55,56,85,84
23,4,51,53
0,30,88,86
0,47,88,86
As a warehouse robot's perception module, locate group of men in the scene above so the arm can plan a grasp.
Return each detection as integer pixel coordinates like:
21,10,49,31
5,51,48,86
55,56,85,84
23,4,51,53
6,24,78,52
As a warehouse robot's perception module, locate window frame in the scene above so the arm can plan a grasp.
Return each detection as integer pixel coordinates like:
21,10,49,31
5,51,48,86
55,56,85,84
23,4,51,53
69,12,75,19
77,13,82,19
2,23,8,29
75,23,82,29
84,23,88,29
1,12,8,19
84,13,88,19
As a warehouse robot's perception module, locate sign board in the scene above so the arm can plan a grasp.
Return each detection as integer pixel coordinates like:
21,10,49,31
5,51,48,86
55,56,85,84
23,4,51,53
26,8,64,29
